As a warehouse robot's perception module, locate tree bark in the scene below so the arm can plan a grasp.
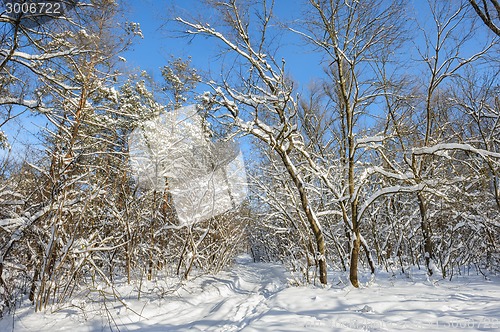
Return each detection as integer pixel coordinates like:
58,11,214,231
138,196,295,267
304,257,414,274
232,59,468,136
418,193,434,275
349,231,361,288
280,150,328,285
468,0,500,36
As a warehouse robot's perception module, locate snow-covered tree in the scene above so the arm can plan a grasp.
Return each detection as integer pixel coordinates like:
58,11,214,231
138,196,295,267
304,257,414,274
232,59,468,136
0,0,143,313
176,0,334,284
176,0,498,287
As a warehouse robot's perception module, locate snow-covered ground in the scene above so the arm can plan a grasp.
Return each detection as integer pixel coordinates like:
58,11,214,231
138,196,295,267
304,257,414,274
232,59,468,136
1,255,499,331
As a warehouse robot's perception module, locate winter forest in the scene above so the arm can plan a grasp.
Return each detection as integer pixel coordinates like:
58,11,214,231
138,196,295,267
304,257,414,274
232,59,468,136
0,0,499,330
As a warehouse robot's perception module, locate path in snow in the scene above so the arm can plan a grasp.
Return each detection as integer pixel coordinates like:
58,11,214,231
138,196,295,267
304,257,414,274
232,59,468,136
2,255,500,331
139,255,288,331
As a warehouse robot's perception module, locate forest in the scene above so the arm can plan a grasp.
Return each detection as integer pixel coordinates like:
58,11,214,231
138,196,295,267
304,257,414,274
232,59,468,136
0,0,499,325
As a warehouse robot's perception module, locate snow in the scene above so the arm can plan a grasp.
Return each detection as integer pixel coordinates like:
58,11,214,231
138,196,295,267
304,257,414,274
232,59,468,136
413,143,500,159
0,217,26,231
2,255,499,331
355,135,385,146
358,184,425,220
11,49,79,61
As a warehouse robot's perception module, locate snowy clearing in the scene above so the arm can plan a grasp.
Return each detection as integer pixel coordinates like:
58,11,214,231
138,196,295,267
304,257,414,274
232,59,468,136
1,255,499,332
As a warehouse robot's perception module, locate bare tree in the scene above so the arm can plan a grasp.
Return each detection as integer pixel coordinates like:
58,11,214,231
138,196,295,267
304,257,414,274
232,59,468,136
176,0,330,284
468,0,500,36
409,0,496,276
288,0,408,287
0,0,143,313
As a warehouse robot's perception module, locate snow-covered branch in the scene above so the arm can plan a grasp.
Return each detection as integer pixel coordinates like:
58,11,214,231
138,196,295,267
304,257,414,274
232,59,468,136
413,143,500,160
358,184,426,221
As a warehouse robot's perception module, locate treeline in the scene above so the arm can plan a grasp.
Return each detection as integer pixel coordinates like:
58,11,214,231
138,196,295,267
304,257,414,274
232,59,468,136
0,0,246,316
177,0,499,287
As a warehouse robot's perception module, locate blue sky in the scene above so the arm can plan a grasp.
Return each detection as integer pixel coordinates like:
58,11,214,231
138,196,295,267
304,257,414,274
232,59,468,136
123,0,325,89
122,1,440,84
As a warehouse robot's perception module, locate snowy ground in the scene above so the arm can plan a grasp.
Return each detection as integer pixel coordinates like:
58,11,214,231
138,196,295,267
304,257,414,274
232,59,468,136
1,255,499,331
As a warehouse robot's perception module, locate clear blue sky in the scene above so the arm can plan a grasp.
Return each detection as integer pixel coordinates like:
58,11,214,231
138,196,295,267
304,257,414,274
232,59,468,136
122,0,491,95
123,0,325,89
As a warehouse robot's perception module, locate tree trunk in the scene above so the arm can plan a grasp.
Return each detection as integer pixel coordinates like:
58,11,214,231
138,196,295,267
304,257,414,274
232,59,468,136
348,130,361,287
280,150,328,285
417,193,434,275
361,236,376,274
349,230,361,288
